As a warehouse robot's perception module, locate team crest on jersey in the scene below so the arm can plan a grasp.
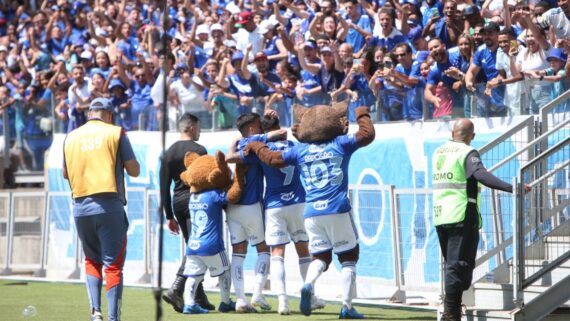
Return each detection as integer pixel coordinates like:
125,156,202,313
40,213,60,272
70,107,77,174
313,200,329,210
308,144,326,153
280,191,295,201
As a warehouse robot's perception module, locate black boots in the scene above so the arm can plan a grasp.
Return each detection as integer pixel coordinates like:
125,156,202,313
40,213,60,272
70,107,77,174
441,292,462,321
162,276,215,313
162,275,186,313
195,282,215,311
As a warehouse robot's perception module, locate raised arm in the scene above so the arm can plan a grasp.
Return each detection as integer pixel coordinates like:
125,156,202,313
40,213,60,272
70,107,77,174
354,106,375,147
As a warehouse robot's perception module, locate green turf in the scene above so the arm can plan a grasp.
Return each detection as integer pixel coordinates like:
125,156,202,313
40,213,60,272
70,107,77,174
0,280,436,320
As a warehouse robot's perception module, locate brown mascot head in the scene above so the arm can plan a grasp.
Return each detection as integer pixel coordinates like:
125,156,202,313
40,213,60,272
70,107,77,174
180,151,233,193
292,100,349,143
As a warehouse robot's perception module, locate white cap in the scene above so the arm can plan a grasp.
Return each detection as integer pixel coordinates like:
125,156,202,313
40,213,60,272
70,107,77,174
225,2,241,15
210,23,223,34
0,45,7,52
80,51,93,60
258,20,276,34
196,24,210,35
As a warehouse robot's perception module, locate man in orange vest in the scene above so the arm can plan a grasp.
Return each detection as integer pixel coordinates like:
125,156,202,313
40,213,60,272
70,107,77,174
63,97,140,321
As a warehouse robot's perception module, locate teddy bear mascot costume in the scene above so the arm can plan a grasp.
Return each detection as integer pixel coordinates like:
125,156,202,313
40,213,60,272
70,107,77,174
178,150,248,314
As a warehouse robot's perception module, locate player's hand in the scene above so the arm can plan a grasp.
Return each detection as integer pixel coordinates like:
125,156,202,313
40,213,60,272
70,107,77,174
167,219,180,234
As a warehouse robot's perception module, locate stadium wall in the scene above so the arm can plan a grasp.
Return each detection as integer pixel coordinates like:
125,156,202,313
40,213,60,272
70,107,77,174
44,117,527,300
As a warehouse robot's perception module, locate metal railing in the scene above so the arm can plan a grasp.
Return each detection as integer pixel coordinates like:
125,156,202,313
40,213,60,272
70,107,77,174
468,89,570,279
515,136,570,290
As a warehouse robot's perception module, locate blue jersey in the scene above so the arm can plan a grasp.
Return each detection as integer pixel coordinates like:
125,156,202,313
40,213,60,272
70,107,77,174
227,74,253,114
396,62,423,120
246,140,306,209
282,134,358,218
237,134,268,205
473,44,499,81
186,189,227,256
427,49,460,88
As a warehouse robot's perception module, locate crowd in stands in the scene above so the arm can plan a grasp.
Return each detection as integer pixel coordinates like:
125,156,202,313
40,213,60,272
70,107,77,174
0,0,569,176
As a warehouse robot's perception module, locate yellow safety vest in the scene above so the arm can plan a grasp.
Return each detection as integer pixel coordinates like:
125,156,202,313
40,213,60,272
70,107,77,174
64,120,122,199
432,140,481,227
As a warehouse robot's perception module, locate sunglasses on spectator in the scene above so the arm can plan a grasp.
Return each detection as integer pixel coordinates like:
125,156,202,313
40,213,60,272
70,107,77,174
395,53,407,58
134,74,144,78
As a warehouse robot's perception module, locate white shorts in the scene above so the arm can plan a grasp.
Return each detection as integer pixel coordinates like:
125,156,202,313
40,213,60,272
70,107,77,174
304,212,359,254
183,251,230,277
265,203,308,246
226,203,265,246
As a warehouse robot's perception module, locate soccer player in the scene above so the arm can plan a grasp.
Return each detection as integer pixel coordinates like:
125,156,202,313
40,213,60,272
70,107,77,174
227,112,325,315
226,112,287,312
242,106,375,319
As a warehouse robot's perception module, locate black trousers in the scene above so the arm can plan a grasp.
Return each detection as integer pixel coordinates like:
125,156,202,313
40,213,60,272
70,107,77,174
436,204,480,297
173,195,191,277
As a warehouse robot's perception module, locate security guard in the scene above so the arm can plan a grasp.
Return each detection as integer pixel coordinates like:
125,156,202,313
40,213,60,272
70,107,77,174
432,118,528,321
63,97,140,321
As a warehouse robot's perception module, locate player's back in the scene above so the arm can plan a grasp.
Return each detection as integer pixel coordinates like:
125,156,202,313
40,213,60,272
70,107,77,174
283,134,359,218
236,134,267,205
261,140,305,209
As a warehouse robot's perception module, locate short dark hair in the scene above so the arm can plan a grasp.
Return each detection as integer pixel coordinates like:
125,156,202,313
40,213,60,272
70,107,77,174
498,28,515,37
236,112,260,135
178,112,199,133
393,42,412,54
261,114,280,132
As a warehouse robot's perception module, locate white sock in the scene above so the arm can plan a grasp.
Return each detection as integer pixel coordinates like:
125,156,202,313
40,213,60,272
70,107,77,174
253,252,270,298
341,262,356,309
271,256,286,296
185,274,204,306
219,270,232,304
231,254,246,300
298,256,311,282
305,259,325,287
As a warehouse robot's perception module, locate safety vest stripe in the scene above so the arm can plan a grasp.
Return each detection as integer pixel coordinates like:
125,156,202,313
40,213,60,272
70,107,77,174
432,183,467,189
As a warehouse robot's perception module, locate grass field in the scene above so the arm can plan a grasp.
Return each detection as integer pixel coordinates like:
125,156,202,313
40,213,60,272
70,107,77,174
0,280,437,320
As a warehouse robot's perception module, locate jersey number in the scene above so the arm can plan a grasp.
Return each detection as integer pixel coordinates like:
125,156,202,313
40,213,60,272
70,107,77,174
280,166,295,186
191,210,208,238
300,156,343,190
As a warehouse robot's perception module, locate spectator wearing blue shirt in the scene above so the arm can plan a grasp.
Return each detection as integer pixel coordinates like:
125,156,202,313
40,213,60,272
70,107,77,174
369,8,408,52
343,0,372,53
368,55,406,121
465,22,507,117
116,23,139,64
109,79,132,131
390,43,423,120
241,48,281,115
23,71,53,171
425,38,457,119
422,0,463,49
91,51,112,79
421,0,444,28
219,51,256,116
297,41,325,107
117,55,155,130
